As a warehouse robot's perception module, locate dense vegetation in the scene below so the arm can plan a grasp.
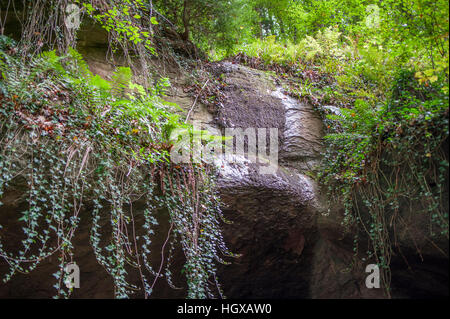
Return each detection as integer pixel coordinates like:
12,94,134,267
0,0,448,298
162,1,448,296
194,0,449,296
0,0,236,298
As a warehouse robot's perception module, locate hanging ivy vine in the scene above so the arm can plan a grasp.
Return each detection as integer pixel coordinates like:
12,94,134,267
319,68,449,297
0,35,234,298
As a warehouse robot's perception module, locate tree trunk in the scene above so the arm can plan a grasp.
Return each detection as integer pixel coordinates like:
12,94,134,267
255,7,264,39
181,0,190,41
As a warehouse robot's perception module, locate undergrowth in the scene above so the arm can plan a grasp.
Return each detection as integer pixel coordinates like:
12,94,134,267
219,24,449,297
0,35,233,299
320,69,448,297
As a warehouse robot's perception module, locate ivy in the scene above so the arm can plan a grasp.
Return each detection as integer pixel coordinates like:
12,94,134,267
319,67,449,297
0,38,232,299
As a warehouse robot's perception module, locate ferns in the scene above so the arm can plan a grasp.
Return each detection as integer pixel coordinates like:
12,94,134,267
0,38,230,299
67,48,91,78
229,25,350,67
33,51,67,76
111,67,133,98
300,26,347,62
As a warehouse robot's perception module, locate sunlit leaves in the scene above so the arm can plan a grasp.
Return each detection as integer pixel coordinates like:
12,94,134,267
0,40,229,299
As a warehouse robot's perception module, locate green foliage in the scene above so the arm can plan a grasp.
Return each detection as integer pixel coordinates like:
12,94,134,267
1,0,448,300
0,40,231,299
152,0,242,52
209,0,449,297
9,0,161,86
319,68,448,296
80,0,156,52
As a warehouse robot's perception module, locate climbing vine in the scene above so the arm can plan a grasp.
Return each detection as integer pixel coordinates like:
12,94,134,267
4,0,163,84
319,68,449,297
221,18,449,298
0,35,233,298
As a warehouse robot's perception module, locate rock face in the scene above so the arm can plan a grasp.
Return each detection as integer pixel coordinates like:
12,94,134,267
0,23,448,297
272,87,324,170
197,62,384,298
166,61,448,299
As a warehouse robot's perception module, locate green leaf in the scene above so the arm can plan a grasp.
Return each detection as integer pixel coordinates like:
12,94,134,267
150,17,159,25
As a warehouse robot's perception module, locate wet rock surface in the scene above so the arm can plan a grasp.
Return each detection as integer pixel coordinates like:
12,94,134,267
272,87,324,170
201,62,384,298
